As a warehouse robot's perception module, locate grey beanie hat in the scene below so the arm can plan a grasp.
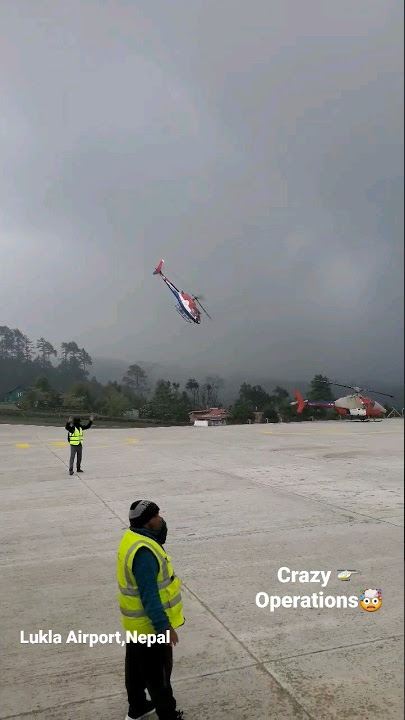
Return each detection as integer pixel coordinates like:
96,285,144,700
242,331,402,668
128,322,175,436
129,500,160,527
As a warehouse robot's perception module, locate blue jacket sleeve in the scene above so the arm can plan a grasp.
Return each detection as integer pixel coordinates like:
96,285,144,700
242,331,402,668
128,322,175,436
132,547,171,633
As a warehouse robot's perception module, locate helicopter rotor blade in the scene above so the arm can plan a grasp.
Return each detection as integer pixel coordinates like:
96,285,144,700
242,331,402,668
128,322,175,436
319,380,356,391
195,297,212,319
357,387,394,398
319,380,394,398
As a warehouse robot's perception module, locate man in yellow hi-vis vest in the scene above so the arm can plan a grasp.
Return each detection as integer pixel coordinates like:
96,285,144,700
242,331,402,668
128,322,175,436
65,415,94,475
117,500,185,720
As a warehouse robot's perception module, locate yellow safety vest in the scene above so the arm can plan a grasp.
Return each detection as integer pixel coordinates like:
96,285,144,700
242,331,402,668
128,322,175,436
68,427,83,445
117,529,184,634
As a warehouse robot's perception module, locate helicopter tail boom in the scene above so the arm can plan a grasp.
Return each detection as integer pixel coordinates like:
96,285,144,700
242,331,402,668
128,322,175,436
292,390,336,413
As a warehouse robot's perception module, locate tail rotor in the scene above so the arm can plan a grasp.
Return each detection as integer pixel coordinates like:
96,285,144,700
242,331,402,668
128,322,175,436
153,259,164,275
291,390,307,413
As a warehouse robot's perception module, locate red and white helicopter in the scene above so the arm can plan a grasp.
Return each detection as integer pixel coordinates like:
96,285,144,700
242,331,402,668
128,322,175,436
292,381,394,421
153,259,212,324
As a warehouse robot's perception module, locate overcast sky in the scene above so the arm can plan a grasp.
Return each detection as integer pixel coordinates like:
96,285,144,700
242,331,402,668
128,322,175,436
1,0,403,382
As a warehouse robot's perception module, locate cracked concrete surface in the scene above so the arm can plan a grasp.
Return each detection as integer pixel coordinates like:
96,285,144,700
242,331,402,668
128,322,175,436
0,419,403,719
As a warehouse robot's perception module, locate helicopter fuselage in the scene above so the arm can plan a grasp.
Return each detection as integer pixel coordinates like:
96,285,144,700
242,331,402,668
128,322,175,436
292,391,387,420
334,395,386,419
158,273,201,324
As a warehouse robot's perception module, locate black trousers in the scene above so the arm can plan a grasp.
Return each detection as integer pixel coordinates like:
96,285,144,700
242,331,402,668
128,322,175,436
69,444,83,471
125,641,177,719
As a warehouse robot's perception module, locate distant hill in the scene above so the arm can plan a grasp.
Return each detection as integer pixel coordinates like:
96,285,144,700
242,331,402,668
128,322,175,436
90,358,404,408
90,357,299,403
90,357,132,385
90,358,202,387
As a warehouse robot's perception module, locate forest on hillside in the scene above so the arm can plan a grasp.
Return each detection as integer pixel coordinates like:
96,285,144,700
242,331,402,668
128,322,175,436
2,325,396,422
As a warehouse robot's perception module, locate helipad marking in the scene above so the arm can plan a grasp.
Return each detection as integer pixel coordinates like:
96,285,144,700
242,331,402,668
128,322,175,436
15,443,31,448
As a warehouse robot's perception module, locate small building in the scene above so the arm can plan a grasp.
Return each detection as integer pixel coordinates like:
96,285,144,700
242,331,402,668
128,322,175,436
189,407,228,426
124,409,140,419
3,386,27,404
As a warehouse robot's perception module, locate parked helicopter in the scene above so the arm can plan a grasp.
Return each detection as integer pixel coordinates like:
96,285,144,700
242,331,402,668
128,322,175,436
291,381,394,421
153,259,212,324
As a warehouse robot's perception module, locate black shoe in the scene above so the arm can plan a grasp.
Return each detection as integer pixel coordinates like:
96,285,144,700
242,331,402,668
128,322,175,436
69,470,74,475
76,468,84,472
126,700,155,719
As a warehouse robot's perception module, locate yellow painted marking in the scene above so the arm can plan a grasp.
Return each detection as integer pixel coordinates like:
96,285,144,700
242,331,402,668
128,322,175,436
125,438,139,444
15,443,31,448
50,442,67,447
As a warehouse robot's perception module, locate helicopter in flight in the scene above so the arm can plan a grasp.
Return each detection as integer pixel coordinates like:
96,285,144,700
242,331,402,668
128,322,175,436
153,259,212,324
292,380,394,421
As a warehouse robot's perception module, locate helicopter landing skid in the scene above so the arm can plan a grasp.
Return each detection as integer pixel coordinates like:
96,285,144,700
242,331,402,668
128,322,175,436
175,304,193,323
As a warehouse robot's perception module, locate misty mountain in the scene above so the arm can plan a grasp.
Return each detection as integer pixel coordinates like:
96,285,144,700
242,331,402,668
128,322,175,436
90,357,404,408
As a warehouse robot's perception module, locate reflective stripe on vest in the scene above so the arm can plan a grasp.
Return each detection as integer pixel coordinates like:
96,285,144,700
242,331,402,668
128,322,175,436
117,530,184,634
68,427,83,445
120,593,183,617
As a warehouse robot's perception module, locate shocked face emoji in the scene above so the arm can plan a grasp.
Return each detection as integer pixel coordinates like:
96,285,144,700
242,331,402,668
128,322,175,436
360,588,382,612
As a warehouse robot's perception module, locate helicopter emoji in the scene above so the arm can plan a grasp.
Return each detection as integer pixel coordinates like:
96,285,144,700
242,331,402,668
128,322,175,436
153,259,212,324
337,570,360,581
292,380,394,421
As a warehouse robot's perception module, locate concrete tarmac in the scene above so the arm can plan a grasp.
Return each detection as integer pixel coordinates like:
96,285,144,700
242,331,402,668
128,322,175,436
0,419,403,719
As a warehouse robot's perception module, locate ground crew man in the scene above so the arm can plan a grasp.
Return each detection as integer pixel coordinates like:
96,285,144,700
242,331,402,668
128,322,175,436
117,500,185,720
65,415,94,475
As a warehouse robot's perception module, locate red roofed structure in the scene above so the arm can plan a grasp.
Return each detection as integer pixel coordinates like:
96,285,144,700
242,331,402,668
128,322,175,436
189,407,228,426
